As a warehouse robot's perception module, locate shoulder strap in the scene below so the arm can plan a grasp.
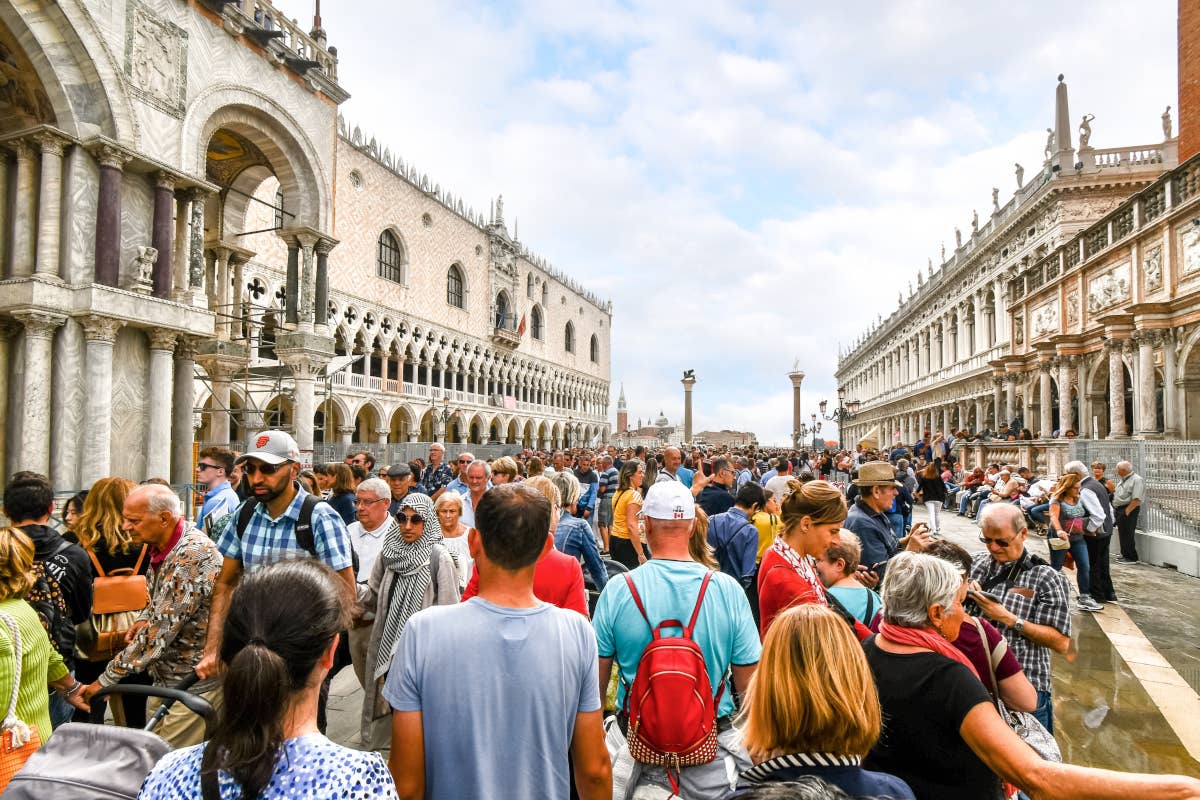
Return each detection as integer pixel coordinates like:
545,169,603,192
294,494,321,556
972,615,1002,703
235,498,259,540
683,572,713,638
821,588,861,631
862,590,877,623
87,547,107,578
623,573,652,632
131,544,149,575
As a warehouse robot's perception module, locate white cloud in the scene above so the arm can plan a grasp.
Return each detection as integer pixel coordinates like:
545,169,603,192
272,0,1176,444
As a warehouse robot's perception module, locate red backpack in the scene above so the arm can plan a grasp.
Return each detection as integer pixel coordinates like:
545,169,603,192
621,572,722,790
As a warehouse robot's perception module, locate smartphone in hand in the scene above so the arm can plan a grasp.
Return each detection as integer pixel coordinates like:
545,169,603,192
969,588,1002,605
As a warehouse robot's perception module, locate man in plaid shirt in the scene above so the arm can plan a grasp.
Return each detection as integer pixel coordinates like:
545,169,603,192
197,430,355,680
968,503,1071,735
422,443,455,500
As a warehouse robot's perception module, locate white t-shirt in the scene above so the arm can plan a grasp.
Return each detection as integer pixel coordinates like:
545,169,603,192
347,519,389,581
765,475,794,503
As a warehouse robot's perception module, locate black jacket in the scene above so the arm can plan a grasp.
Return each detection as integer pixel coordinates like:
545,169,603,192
21,524,93,625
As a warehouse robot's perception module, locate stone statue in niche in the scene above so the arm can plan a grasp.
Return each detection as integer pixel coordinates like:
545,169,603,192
1066,291,1080,325
1163,106,1173,140
1143,245,1163,292
992,187,1000,212
1078,114,1094,149
1014,316,1024,345
1087,263,1131,314
1015,162,1024,188
131,246,158,293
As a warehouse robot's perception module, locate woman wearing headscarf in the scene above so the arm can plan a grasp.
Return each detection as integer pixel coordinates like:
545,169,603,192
359,493,458,749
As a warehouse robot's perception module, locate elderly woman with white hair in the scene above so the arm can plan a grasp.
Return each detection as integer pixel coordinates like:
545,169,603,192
433,490,472,589
548,470,608,590
864,551,1200,800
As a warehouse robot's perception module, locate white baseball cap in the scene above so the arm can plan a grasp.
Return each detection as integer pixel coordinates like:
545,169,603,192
641,481,696,521
236,430,301,466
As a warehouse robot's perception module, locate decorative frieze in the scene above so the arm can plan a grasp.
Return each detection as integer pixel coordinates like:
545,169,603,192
1087,260,1131,314
1143,245,1163,292
124,1,188,117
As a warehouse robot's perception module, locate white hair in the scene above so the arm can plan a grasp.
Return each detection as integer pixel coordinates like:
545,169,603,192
466,459,490,478
880,551,963,629
1063,460,1089,477
142,485,182,517
356,477,390,501
434,491,463,512
550,469,582,507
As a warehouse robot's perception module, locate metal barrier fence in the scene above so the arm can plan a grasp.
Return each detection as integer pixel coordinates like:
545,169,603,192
310,442,523,466
1069,439,1200,543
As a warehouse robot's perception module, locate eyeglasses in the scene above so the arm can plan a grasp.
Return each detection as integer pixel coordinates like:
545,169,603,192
355,498,388,507
241,461,282,476
458,459,472,464
197,463,220,472
396,513,425,526
979,535,1015,548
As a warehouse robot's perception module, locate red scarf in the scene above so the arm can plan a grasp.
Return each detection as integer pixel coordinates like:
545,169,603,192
879,621,980,679
151,518,185,569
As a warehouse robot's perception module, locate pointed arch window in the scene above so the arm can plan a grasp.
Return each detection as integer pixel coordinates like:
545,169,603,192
565,321,575,353
377,230,405,284
531,305,544,340
590,334,599,363
447,264,465,308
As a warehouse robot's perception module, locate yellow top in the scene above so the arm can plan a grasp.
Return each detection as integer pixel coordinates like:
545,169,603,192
751,510,780,562
610,488,643,541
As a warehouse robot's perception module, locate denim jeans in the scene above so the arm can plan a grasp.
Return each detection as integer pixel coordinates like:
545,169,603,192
1032,689,1054,735
1049,537,1091,597
1029,503,1050,525
49,687,74,729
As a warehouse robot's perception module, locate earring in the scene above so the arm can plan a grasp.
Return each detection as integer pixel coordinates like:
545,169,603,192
935,622,949,641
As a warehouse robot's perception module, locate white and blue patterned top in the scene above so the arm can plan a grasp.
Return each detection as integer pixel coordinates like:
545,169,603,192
214,486,353,574
138,733,397,799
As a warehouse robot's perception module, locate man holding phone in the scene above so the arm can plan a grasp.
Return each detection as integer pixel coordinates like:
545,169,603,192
843,461,931,581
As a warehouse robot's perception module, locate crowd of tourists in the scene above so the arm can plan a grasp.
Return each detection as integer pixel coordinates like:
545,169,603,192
0,431,1193,800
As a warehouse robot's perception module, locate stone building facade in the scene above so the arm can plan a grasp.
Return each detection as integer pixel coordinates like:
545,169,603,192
0,0,610,490
837,78,1192,451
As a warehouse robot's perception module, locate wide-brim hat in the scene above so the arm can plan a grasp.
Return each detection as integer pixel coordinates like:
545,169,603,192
853,461,902,487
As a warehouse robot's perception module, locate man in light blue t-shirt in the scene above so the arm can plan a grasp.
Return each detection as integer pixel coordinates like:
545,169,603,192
385,484,611,800
593,480,761,800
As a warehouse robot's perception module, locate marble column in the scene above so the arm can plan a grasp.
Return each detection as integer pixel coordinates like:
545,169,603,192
1004,378,1016,425
1163,330,1179,436
79,315,120,486
956,401,968,432
1076,358,1090,437
291,365,320,453
339,425,355,448
50,318,85,490
11,140,36,278
787,369,804,448
941,406,951,436
34,133,66,278
682,374,697,444
145,330,177,480
172,190,190,301
284,238,299,325
974,398,987,432
1038,362,1054,438
94,146,127,287
186,190,207,302
0,321,17,485
315,239,333,330
0,155,8,274
1136,331,1159,437
207,364,232,445
15,312,65,475
992,379,1004,430
1107,340,1128,438
151,173,176,298
375,428,389,446
172,337,197,486
1056,356,1074,436
297,232,318,331
230,253,247,339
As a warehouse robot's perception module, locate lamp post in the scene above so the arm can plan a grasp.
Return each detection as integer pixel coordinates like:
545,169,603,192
819,387,860,451
797,413,822,452
432,395,455,442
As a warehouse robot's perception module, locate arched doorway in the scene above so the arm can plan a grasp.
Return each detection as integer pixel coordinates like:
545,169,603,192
419,410,437,442
390,406,413,443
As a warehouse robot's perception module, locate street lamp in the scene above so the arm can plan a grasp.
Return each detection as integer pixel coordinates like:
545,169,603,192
432,395,456,442
797,413,822,451
819,387,861,451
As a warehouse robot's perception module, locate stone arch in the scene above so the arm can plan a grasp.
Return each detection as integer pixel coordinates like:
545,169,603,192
467,413,486,445
418,409,438,442
0,0,134,139
1180,327,1200,437
1085,351,1133,439
506,418,519,445
522,420,535,448
263,393,292,430
352,398,387,442
315,393,351,445
489,416,503,443
183,86,330,230
390,404,416,443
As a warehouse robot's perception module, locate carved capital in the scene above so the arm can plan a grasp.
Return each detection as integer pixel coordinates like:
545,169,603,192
13,311,66,340
1104,337,1126,354
33,131,67,158
148,328,179,352
8,138,34,161
337,426,356,436
93,144,129,170
154,171,177,192
80,314,122,343
314,238,337,256
174,335,198,361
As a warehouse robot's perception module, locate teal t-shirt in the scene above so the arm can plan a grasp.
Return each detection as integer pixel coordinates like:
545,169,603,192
593,559,761,718
827,585,883,625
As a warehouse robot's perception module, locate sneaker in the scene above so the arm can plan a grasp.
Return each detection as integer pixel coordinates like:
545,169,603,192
1077,597,1104,612
1115,556,1137,564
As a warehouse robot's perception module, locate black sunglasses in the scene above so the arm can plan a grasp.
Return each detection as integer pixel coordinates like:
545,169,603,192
241,461,282,476
396,512,425,526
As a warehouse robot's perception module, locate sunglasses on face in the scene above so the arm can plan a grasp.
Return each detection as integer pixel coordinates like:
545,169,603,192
197,463,220,472
979,534,1016,548
241,461,282,476
397,513,425,526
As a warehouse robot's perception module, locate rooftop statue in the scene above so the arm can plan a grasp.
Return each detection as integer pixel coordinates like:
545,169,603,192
1079,114,1094,149
1044,127,1054,160
1163,105,1173,139
1015,162,1024,187
992,187,999,212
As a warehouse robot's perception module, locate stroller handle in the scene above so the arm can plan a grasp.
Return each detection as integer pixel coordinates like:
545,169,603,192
93,672,216,735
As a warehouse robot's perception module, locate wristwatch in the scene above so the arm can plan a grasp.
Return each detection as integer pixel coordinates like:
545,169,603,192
1013,618,1026,634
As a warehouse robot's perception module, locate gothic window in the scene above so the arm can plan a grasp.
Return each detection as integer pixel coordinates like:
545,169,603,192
447,264,464,308
273,188,284,229
565,321,575,353
527,273,535,298
531,305,544,340
377,230,404,284
590,334,599,363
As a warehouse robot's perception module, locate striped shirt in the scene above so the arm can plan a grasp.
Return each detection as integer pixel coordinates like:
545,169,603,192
215,486,353,573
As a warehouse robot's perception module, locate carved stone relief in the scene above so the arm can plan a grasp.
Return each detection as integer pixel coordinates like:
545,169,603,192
1182,225,1200,277
1066,291,1080,325
124,2,188,117
1087,261,1130,314
1014,316,1024,346
1031,301,1058,338
1143,245,1163,292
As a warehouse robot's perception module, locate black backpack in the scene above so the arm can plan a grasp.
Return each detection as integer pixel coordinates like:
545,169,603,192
234,495,359,575
27,538,74,662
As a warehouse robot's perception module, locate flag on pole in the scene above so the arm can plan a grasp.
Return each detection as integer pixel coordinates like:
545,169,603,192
517,314,527,337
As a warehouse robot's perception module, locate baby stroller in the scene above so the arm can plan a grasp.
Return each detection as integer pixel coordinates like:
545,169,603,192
585,558,630,617
5,673,216,799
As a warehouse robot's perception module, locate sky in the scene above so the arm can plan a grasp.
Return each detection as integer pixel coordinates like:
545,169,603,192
275,0,1176,446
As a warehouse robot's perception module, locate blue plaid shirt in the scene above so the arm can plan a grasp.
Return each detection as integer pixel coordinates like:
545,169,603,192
215,486,353,573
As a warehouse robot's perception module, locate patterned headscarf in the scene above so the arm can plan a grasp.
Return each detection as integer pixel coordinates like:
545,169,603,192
375,493,444,678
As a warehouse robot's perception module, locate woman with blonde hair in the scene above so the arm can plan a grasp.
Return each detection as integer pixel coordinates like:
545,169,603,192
73,477,151,725
732,604,913,799
0,527,88,759
490,456,519,484
689,507,718,571
757,480,865,637
1048,472,1099,611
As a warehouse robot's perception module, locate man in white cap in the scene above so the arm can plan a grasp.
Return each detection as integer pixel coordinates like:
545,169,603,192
593,480,761,798
196,430,355,687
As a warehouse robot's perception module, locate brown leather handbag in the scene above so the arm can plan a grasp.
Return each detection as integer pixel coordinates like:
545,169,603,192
78,546,149,661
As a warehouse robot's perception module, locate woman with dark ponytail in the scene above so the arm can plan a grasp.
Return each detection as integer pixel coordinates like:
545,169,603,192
138,560,398,799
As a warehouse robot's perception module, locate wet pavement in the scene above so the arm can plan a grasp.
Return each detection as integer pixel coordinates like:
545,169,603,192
926,505,1200,778
325,507,1200,779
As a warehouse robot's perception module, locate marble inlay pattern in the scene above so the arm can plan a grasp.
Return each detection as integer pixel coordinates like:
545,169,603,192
119,171,153,288
111,327,149,479
66,149,99,285
4,329,26,479
50,319,85,489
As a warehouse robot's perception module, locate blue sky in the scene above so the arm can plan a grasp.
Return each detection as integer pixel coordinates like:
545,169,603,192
276,0,1176,445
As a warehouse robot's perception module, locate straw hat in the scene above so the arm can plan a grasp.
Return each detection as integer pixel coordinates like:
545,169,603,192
853,461,902,488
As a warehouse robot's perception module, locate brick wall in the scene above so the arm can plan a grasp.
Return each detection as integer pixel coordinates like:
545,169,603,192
1181,0,1200,160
